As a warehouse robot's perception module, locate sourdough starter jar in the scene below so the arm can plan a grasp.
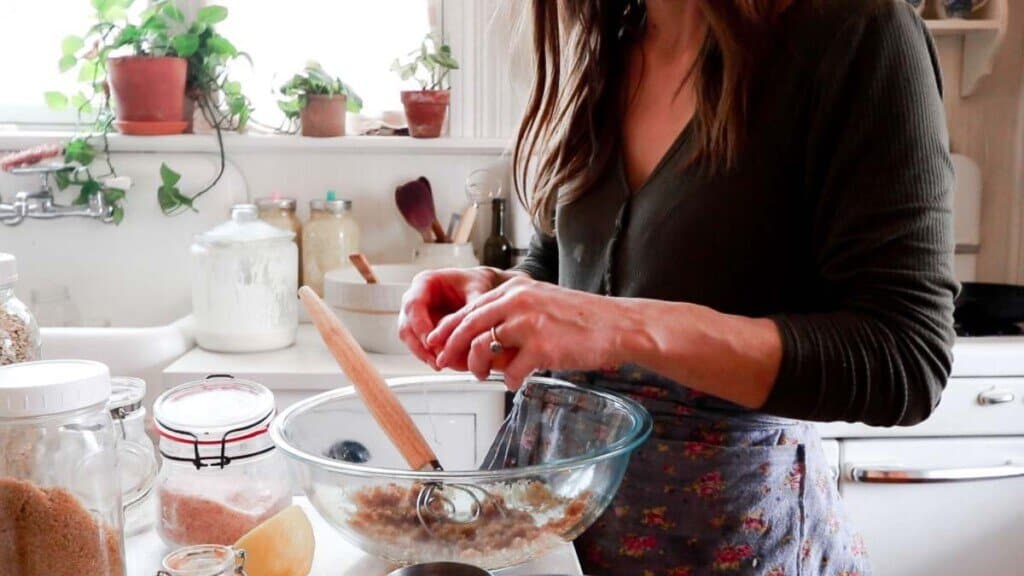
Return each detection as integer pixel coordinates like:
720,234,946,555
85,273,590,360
154,376,292,548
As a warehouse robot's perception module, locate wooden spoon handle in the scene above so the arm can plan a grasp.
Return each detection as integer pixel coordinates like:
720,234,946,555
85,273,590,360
298,286,441,472
430,218,448,243
452,203,478,244
348,253,378,284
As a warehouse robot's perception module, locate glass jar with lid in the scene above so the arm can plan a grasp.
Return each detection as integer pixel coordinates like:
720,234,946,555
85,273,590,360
0,359,125,575
302,192,360,296
256,196,303,284
158,544,246,576
0,253,40,365
154,375,293,548
191,204,298,353
109,376,159,536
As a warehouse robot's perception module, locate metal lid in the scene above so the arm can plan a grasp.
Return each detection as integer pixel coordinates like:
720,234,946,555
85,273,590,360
255,197,297,211
0,360,110,418
195,204,295,246
0,253,16,286
310,198,352,214
108,376,146,418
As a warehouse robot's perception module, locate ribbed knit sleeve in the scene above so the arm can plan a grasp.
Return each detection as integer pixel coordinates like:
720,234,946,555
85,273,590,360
514,230,559,284
761,2,958,426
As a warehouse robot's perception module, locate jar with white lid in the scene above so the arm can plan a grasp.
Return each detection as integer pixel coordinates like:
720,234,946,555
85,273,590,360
109,376,159,536
0,253,41,365
256,196,303,284
0,359,125,576
191,204,298,353
154,375,292,548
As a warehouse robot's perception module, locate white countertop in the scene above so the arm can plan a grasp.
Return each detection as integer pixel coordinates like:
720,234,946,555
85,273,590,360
127,498,582,575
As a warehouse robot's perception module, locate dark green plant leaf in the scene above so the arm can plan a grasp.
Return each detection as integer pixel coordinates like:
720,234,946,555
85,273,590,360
54,171,72,191
59,55,78,73
196,5,228,24
172,33,199,57
62,36,85,57
104,187,126,202
160,162,182,186
157,184,180,212
207,35,236,56
161,3,185,23
111,205,125,224
44,92,68,110
65,139,96,166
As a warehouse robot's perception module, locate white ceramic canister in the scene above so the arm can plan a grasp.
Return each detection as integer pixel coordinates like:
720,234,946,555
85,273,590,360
191,204,298,352
412,242,480,270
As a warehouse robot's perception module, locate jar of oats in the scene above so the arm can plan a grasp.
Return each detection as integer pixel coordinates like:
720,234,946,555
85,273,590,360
0,253,40,365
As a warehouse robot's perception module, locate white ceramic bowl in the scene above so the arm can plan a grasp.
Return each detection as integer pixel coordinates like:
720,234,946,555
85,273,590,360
323,264,423,354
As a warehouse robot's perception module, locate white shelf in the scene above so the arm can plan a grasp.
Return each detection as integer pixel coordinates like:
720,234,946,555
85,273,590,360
0,132,511,156
923,0,1009,97
925,19,1002,36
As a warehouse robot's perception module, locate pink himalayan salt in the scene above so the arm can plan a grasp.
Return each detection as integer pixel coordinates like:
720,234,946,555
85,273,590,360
158,487,291,546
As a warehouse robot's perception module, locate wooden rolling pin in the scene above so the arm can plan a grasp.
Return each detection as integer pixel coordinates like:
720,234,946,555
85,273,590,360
298,286,441,472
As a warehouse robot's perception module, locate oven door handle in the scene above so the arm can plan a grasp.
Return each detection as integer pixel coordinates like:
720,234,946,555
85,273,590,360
849,463,1024,484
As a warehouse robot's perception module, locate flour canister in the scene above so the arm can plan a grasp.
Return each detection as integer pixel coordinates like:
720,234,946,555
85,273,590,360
191,204,298,352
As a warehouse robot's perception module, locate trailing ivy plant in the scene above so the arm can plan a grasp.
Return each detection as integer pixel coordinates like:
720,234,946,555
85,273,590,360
390,34,460,91
277,61,363,133
45,0,252,219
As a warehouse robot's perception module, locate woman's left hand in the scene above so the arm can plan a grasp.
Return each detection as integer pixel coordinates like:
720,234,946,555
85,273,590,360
425,276,649,390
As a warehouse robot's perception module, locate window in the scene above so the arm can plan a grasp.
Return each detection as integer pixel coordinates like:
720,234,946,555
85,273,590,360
217,0,439,126
0,1,98,125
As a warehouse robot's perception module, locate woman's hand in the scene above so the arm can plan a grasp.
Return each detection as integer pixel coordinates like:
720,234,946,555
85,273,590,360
398,267,507,368
425,276,653,390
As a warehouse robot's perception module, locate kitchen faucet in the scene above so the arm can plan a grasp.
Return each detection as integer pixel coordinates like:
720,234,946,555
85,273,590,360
0,164,115,226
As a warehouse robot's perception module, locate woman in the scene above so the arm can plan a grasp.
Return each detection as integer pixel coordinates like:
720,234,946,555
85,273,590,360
400,0,956,573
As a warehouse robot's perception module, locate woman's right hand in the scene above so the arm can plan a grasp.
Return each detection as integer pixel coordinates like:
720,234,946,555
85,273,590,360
398,267,506,368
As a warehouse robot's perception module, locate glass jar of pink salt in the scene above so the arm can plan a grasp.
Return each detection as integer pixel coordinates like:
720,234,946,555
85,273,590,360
154,375,292,548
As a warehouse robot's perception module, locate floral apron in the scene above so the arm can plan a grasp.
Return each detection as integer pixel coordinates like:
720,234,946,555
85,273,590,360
557,366,872,576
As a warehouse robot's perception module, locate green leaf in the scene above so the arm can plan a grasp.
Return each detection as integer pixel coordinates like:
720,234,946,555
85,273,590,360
54,171,72,191
44,91,68,110
70,92,93,115
65,139,96,166
160,162,181,187
78,60,104,83
207,35,237,56
104,187,126,202
62,36,85,57
172,33,199,57
161,3,185,23
196,5,228,24
157,184,180,213
222,80,241,96
81,180,101,198
111,205,125,225
59,55,78,73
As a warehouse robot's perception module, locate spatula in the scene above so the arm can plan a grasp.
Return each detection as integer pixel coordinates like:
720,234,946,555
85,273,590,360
298,286,441,471
396,177,448,243
348,253,378,284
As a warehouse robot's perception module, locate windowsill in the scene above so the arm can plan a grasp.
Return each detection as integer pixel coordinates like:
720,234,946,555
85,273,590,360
0,130,511,156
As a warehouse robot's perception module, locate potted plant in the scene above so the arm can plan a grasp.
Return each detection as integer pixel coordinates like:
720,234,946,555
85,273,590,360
278,62,363,137
44,0,252,219
391,34,459,139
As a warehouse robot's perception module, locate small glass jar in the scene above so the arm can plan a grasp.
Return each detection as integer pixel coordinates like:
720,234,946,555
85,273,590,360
0,360,125,576
256,196,303,284
0,253,41,365
154,375,293,548
191,204,299,353
158,545,247,576
109,377,159,536
412,242,480,270
302,195,360,296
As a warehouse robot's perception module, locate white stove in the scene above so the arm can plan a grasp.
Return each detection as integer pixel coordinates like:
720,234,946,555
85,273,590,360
817,336,1024,576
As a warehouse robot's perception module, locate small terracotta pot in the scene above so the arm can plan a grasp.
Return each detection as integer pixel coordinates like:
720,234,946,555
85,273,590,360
107,56,187,126
300,94,347,137
401,90,450,139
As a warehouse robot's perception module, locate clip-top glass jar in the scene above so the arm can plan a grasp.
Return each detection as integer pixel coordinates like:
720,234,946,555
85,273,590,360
302,193,360,296
154,375,292,547
191,204,298,353
256,196,303,284
158,544,246,576
0,253,41,365
110,376,159,536
0,359,125,575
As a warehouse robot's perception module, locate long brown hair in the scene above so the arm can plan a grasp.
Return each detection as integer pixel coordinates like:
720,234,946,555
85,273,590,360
513,0,793,232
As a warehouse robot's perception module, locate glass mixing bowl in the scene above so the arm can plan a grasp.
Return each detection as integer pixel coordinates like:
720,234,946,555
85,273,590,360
270,375,652,570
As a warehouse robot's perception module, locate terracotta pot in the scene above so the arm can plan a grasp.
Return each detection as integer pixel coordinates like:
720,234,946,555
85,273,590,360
182,90,200,133
107,56,187,129
300,94,347,137
401,90,450,139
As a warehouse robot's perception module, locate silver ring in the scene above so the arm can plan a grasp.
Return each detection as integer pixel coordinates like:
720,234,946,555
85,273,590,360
489,326,503,355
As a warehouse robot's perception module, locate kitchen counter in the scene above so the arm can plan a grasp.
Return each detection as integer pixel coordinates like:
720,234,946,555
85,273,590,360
128,497,583,575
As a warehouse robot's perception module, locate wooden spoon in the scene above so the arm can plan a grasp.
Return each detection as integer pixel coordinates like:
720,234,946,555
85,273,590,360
298,286,441,472
396,177,448,243
348,253,378,284
451,203,478,244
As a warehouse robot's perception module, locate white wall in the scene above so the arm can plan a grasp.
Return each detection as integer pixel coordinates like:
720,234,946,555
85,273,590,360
0,138,519,327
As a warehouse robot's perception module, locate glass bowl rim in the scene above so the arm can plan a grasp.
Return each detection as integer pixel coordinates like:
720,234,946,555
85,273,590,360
269,374,653,481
